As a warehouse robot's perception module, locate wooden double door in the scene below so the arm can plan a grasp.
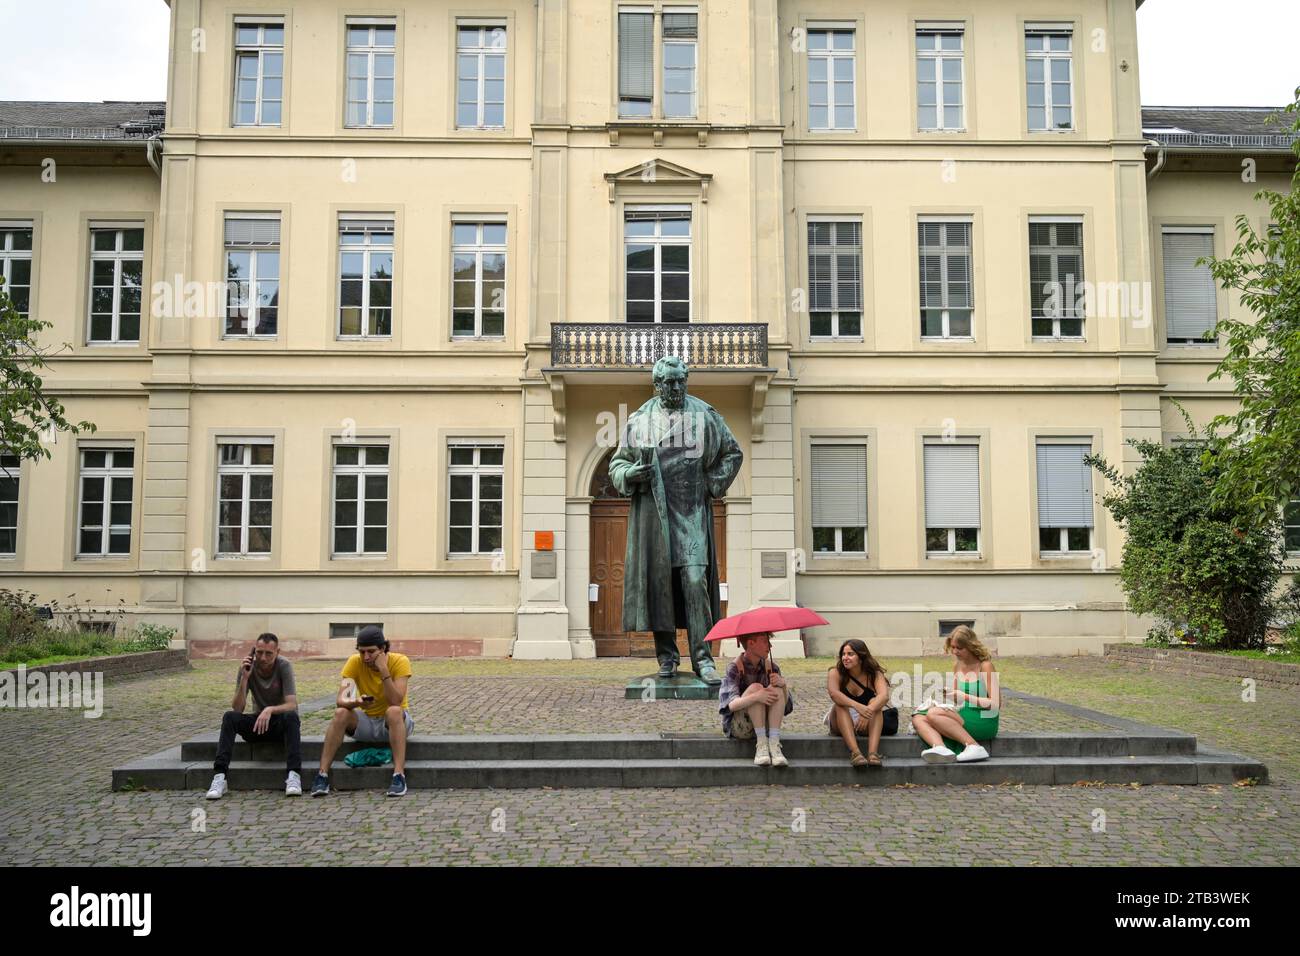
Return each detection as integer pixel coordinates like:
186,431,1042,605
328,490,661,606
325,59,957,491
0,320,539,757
589,499,727,657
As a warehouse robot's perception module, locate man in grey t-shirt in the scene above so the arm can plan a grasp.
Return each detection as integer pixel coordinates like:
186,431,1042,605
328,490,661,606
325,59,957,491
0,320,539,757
205,633,301,799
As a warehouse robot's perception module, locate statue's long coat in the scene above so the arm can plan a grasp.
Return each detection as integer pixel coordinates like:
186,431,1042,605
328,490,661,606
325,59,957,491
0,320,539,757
608,394,743,634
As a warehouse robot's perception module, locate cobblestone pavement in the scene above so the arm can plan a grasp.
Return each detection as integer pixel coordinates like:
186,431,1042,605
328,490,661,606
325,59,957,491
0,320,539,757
0,656,1296,866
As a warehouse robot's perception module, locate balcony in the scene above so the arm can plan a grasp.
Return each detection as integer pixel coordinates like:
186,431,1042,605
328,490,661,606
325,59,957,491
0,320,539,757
549,322,768,370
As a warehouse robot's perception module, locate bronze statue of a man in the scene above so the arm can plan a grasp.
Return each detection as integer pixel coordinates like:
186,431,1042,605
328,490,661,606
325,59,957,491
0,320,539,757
609,357,743,684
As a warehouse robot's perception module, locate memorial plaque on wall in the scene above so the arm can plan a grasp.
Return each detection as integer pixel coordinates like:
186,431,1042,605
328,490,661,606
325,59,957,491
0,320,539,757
531,551,558,579
760,551,787,578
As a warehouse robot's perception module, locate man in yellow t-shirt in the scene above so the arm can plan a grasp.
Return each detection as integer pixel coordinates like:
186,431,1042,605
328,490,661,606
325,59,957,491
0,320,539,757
311,626,414,797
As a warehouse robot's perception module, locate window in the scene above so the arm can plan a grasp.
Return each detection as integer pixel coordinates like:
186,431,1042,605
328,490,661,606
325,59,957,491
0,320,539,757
808,219,862,339
332,444,388,556
338,217,394,338
1285,499,1300,554
233,20,284,126
918,220,973,339
1025,26,1073,131
811,444,867,555
618,6,697,119
217,442,273,556
924,442,980,554
1029,218,1084,339
625,207,690,323
807,28,855,130
1036,442,1093,554
0,223,33,318
345,20,396,127
224,216,280,337
1161,227,1217,345
330,622,382,640
661,10,698,118
917,27,964,131
448,444,504,555
0,454,17,556
457,25,506,128
87,227,144,344
452,221,506,338
77,448,133,557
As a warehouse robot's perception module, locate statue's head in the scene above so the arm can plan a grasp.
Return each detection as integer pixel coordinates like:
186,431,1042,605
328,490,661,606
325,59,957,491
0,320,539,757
652,356,689,410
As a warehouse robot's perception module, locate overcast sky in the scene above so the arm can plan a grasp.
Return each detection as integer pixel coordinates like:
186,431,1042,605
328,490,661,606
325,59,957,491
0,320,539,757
0,0,1295,107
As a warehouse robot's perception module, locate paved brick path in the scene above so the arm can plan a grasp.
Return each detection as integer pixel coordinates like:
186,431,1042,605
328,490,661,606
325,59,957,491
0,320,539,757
0,656,1295,866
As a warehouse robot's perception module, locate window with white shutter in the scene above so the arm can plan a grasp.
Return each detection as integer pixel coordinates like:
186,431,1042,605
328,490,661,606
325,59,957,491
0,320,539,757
618,9,654,117
1036,442,1093,553
811,443,867,555
1029,218,1084,339
1285,499,1300,554
0,454,18,557
1162,228,1218,345
808,219,862,339
924,442,980,553
919,219,973,339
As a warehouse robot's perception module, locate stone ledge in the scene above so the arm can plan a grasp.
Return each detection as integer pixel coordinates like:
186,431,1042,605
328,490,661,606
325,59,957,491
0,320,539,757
1,648,189,680
1105,644,1300,686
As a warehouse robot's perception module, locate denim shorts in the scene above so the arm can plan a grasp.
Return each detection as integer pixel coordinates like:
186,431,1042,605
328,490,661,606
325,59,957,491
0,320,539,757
349,709,414,742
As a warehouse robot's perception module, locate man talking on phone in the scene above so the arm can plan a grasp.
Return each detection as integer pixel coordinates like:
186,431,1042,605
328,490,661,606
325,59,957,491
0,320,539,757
206,632,302,799
311,625,414,797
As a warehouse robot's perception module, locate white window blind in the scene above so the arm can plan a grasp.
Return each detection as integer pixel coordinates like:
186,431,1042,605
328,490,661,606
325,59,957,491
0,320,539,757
1162,229,1217,341
224,217,281,246
924,443,980,528
619,11,654,112
811,444,867,527
1036,443,1094,528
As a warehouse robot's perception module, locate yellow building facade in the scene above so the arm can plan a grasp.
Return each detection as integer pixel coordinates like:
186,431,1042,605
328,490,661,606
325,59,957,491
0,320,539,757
0,0,1293,658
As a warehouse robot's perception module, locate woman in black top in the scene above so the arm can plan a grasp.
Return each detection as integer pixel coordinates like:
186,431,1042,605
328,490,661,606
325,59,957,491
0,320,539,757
825,639,890,767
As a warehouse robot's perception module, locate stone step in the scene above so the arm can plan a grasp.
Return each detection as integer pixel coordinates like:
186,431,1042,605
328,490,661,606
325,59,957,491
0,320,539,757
177,731,1197,763
114,747,1265,791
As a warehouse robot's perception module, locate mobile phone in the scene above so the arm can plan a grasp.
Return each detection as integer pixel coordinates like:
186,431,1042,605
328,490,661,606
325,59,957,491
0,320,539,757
361,695,375,704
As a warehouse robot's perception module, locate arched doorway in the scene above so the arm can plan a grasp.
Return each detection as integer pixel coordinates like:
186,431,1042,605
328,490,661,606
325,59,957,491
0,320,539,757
588,450,727,657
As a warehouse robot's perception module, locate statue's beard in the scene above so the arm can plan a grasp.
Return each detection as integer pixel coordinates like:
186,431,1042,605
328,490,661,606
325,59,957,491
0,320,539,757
658,390,685,409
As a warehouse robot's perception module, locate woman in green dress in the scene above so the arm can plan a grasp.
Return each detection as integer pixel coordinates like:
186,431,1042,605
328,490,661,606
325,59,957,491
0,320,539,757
911,625,999,763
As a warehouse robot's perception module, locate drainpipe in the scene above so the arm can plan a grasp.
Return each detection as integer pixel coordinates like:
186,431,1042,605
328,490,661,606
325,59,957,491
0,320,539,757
1146,138,1165,181
145,133,162,176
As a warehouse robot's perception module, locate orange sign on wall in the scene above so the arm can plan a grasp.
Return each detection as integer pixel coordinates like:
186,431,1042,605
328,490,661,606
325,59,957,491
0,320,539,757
534,531,554,551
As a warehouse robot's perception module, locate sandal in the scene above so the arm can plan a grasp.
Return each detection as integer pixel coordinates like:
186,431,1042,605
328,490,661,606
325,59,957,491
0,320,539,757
850,751,869,768
867,752,884,767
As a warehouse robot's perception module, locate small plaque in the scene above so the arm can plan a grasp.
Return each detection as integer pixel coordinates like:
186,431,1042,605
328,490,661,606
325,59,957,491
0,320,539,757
534,530,554,551
760,551,787,578
531,551,558,579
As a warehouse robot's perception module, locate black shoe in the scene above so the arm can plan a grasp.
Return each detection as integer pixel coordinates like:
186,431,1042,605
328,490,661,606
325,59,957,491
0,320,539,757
696,664,722,686
386,773,408,797
310,773,330,797
656,660,676,679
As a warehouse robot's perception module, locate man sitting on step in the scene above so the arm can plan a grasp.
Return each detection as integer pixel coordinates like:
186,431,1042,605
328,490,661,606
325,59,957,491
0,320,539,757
206,633,302,799
311,626,414,798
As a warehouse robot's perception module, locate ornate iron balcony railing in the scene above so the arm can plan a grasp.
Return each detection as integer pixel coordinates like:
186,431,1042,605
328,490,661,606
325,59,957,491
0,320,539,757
550,322,768,369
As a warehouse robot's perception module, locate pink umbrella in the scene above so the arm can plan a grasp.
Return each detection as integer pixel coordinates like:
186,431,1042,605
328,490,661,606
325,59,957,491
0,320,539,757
704,606,829,643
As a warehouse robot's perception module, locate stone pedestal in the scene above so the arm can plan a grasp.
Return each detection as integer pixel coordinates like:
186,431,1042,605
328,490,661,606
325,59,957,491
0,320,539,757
623,672,719,701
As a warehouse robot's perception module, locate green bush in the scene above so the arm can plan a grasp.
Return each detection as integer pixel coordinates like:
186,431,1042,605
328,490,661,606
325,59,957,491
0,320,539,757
0,590,178,664
1087,412,1299,650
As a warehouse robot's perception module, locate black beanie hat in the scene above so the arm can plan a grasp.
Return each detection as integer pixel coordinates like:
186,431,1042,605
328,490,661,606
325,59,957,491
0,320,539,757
356,625,386,648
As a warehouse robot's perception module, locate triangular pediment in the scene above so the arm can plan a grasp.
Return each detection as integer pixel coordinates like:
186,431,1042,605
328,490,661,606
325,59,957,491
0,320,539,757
605,158,712,186
604,158,712,202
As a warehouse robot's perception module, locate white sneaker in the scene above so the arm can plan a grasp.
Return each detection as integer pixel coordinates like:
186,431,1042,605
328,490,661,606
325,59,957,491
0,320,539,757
921,745,957,764
754,737,772,767
956,744,989,763
769,739,789,768
205,773,228,800
285,771,303,796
